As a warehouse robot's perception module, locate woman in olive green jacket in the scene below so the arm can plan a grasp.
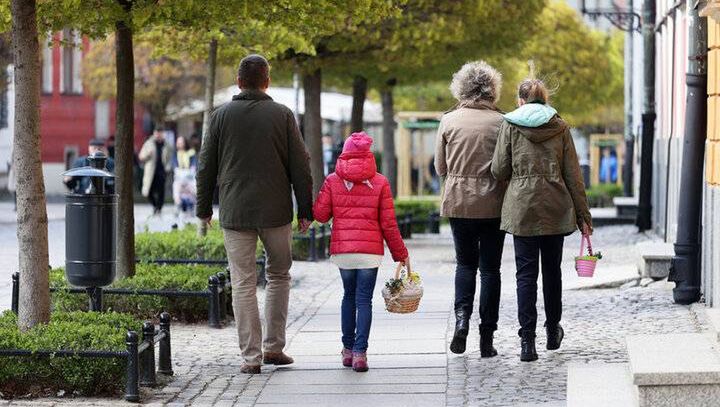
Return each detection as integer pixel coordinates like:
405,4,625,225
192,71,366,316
491,79,592,362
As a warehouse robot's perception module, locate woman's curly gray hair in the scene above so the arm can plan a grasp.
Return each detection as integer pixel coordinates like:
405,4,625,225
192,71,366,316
449,61,502,104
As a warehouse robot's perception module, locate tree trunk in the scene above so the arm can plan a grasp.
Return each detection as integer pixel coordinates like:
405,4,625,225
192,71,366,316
350,75,367,133
302,68,324,196
381,79,397,196
115,18,135,278
12,0,50,330
198,39,217,238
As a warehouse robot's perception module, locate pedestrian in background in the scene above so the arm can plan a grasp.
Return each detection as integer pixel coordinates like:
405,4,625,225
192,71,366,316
196,54,313,374
492,78,592,362
313,131,409,373
435,61,508,357
7,144,15,211
139,127,173,215
172,136,197,216
63,138,115,194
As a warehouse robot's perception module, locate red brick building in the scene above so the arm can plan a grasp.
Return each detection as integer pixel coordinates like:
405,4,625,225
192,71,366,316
0,31,148,195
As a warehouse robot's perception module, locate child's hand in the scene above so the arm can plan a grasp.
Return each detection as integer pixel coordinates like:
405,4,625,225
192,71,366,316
400,257,410,267
297,218,312,234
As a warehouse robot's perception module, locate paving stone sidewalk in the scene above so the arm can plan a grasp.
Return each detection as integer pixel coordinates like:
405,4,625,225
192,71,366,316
1,225,705,406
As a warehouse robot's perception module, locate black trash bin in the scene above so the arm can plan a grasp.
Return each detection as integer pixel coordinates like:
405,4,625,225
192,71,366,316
62,152,117,289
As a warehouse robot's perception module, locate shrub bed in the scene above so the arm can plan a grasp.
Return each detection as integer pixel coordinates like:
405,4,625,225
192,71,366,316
395,198,441,233
135,223,261,259
136,223,324,261
51,264,225,322
0,311,141,398
586,183,623,208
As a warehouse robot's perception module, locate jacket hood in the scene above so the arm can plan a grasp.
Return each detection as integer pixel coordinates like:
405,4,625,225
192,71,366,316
336,132,377,182
335,151,377,182
504,103,568,143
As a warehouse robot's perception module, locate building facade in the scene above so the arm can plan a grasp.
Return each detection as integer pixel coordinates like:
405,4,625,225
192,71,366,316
652,0,720,305
703,1,720,305
0,31,146,196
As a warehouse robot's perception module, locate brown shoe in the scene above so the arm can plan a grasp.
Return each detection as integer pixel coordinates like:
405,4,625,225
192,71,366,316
240,363,261,374
263,352,294,365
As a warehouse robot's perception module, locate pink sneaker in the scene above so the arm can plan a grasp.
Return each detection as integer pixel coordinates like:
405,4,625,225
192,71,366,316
352,352,368,372
341,348,353,367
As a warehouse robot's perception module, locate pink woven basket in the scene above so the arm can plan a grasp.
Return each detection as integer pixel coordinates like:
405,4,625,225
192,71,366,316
575,234,597,278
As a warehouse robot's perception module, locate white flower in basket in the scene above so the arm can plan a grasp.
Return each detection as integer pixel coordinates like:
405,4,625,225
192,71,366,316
382,263,423,314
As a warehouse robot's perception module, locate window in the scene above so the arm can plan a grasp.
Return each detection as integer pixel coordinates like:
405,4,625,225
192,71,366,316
41,35,53,94
60,29,82,94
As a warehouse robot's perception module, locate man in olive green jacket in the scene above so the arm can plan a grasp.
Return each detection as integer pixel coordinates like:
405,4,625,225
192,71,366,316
196,54,313,374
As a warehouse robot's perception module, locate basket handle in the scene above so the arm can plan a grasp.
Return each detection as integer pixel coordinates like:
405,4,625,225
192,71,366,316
579,233,594,257
394,261,413,280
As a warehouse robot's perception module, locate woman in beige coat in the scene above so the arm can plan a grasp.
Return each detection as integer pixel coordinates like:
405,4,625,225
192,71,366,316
139,128,173,214
435,61,508,357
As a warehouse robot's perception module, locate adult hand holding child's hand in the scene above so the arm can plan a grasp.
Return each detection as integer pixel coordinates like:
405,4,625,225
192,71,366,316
297,218,312,234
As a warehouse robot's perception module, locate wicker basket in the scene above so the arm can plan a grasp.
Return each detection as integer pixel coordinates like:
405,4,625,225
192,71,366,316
382,263,423,314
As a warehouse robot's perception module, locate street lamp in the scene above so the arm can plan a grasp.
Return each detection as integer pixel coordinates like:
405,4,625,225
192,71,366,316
580,0,642,32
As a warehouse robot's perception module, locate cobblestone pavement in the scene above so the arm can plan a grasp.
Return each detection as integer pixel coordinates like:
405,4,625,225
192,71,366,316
0,224,706,406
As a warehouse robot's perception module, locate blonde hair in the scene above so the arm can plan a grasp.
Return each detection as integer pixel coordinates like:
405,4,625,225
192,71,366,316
449,60,502,104
518,78,549,104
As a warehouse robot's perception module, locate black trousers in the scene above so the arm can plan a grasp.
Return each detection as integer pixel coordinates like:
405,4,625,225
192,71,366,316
449,218,505,331
513,234,565,336
148,174,166,212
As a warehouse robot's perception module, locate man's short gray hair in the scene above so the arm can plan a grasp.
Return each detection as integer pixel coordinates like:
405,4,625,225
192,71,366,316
238,54,270,89
449,61,502,104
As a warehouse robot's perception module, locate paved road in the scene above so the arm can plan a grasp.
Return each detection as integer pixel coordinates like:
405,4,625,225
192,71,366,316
0,224,705,406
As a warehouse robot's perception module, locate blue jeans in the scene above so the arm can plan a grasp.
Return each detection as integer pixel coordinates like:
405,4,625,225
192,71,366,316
339,268,378,353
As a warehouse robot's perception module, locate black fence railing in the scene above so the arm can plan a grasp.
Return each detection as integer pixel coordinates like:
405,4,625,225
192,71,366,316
12,271,232,328
293,224,331,262
0,312,173,402
136,257,267,287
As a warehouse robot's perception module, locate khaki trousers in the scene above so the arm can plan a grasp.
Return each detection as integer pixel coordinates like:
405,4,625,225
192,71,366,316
223,224,292,366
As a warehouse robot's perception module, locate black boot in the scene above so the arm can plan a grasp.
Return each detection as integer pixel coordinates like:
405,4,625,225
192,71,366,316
479,327,498,358
450,311,469,354
546,323,564,350
520,331,538,362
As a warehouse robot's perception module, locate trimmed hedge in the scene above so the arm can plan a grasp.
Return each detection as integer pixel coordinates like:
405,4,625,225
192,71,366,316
136,223,330,262
395,198,441,233
586,183,623,208
135,223,262,260
51,264,225,322
0,311,141,398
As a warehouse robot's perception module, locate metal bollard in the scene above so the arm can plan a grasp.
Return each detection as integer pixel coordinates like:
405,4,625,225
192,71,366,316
208,275,221,328
257,254,267,288
405,213,412,239
125,331,140,402
11,272,19,314
140,322,157,387
158,312,174,376
318,224,327,259
86,286,103,311
308,227,317,262
430,212,440,234
216,272,227,322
